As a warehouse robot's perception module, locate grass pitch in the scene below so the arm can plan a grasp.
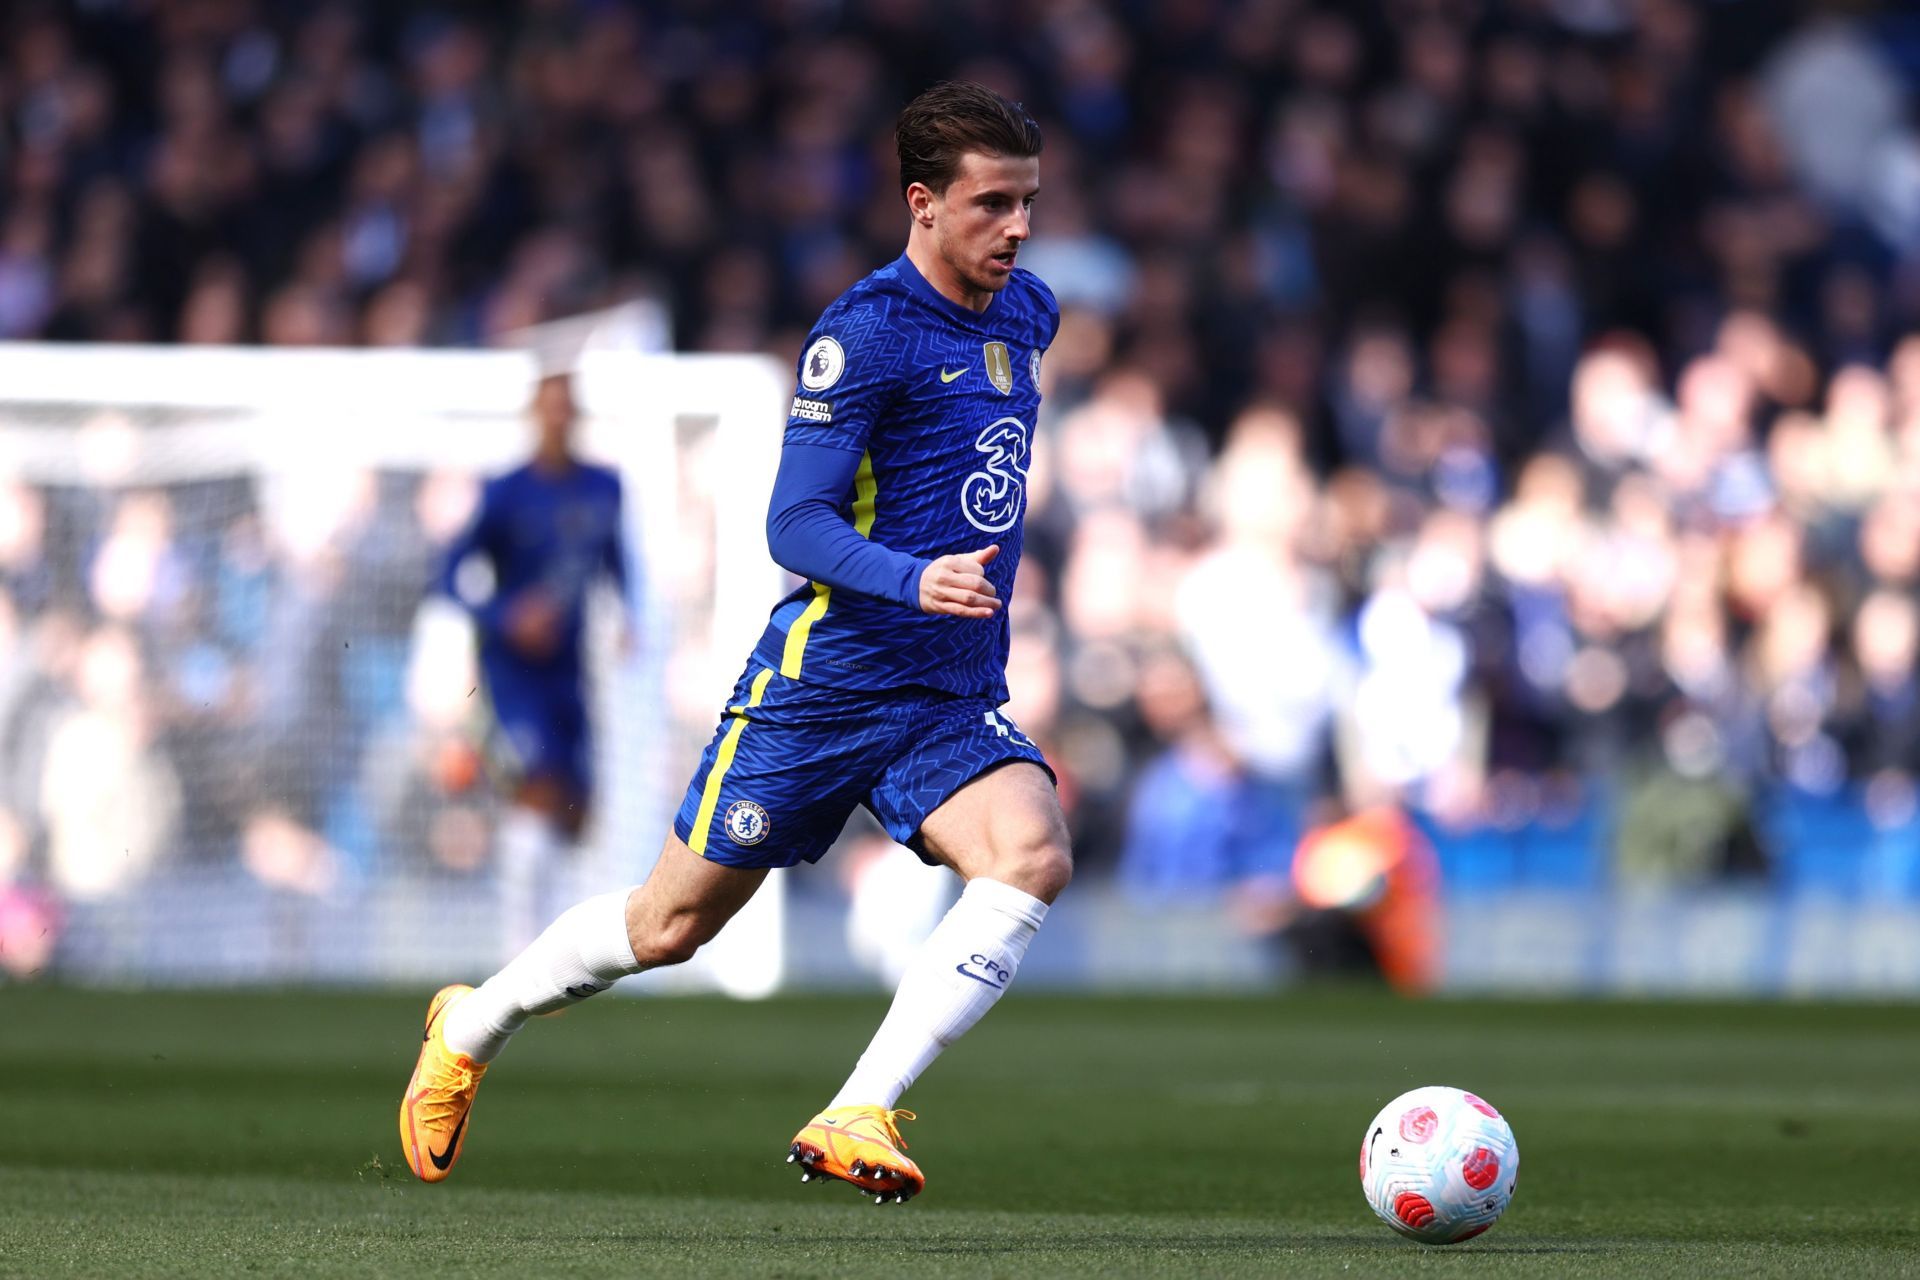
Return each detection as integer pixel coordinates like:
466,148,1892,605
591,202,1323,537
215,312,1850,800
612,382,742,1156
0,987,1914,1277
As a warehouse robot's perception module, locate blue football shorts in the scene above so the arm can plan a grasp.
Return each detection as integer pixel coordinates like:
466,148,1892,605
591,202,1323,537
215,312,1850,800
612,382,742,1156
672,660,1053,869
481,653,592,797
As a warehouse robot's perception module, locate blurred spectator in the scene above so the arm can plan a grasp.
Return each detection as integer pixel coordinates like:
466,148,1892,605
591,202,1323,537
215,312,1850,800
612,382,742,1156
1835,590,1920,783
39,626,182,901
1118,647,1296,903
1176,408,1347,813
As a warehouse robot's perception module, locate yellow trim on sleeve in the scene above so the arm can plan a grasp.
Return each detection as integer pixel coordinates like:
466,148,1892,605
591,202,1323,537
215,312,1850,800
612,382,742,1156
779,451,878,681
689,667,777,856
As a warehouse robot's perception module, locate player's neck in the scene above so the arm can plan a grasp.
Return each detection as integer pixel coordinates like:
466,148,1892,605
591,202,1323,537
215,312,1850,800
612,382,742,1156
531,448,575,477
904,238,992,314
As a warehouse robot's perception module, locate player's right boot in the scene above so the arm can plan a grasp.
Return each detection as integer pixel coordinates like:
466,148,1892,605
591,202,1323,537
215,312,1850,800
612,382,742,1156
786,1105,925,1204
399,983,488,1182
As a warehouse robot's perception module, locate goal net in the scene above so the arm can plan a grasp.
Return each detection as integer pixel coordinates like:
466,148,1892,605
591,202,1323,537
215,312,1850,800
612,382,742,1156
0,342,791,994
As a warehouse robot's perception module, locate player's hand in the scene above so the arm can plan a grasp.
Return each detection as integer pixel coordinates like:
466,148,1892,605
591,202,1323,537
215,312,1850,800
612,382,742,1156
918,544,1002,619
503,590,563,658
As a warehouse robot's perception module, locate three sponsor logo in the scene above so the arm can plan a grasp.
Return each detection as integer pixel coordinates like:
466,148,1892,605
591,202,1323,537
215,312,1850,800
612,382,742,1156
961,417,1031,534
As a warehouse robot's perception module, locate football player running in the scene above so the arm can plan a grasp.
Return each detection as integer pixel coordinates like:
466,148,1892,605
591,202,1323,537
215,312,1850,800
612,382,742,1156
402,81,1068,1206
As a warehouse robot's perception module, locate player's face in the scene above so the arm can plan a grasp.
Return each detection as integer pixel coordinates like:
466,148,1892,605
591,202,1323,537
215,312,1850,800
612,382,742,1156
931,151,1039,296
533,376,576,452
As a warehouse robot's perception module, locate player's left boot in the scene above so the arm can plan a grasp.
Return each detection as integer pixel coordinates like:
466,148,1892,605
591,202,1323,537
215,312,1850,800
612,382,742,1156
399,983,488,1182
786,1105,925,1204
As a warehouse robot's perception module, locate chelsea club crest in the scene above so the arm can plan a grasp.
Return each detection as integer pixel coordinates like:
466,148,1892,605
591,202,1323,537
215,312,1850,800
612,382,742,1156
724,800,770,846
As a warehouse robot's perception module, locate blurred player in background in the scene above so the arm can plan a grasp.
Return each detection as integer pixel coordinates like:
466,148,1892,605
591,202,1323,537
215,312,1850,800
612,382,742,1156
402,82,1069,1204
438,372,635,957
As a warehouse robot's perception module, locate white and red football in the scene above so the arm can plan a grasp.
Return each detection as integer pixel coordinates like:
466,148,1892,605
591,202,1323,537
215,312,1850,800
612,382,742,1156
1359,1085,1519,1244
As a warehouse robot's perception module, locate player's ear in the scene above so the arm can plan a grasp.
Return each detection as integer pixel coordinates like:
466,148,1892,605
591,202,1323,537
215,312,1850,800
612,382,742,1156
905,181,937,227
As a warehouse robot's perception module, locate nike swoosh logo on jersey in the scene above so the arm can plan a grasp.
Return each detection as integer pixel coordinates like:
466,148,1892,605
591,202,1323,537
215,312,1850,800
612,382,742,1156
940,367,969,383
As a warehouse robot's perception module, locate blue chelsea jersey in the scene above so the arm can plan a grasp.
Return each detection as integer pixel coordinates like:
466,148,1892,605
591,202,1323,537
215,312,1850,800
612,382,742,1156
753,253,1059,700
442,461,628,670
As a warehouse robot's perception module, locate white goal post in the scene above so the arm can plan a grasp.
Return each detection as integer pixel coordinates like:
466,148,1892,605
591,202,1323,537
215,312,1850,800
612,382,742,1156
0,342,790,995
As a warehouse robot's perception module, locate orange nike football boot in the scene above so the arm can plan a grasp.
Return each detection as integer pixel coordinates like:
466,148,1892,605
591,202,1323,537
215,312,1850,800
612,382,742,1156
786,1105,925,1204
399,984,488,1182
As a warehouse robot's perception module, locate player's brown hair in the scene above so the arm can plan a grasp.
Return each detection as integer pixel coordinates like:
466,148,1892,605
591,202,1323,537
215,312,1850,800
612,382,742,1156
895,81,1043,198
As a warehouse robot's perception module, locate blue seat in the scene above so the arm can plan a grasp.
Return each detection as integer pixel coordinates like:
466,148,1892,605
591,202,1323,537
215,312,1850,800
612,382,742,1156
1430,828,1519,893
1862,810,1920,901
1519,811,1604,891
1762,789,1874,899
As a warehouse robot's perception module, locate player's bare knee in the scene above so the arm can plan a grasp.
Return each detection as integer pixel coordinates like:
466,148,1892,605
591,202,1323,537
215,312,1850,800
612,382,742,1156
630,908,717,968
992,823,1073,903
635,919,700,968
1027,840,1074,903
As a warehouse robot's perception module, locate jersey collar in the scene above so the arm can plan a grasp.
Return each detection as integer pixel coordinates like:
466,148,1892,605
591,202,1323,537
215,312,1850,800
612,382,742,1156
894,253,999,330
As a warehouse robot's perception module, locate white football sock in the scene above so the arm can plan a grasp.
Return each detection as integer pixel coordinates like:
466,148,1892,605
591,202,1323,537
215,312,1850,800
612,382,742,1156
828,877,1047,1110
443,888,639,1064
496,809,564,960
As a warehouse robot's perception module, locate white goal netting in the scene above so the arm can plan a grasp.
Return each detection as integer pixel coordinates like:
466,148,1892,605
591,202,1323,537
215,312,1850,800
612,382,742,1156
0,342,791,992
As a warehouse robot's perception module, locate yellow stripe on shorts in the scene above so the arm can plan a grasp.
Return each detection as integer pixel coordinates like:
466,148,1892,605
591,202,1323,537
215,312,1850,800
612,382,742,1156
779,450,878,680
688,666,776,856
780,583,831,678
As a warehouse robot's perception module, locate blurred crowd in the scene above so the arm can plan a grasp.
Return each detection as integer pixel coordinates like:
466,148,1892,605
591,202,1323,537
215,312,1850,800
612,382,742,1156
5,0,1920,973
0,463,504,972
5,2,1916,370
